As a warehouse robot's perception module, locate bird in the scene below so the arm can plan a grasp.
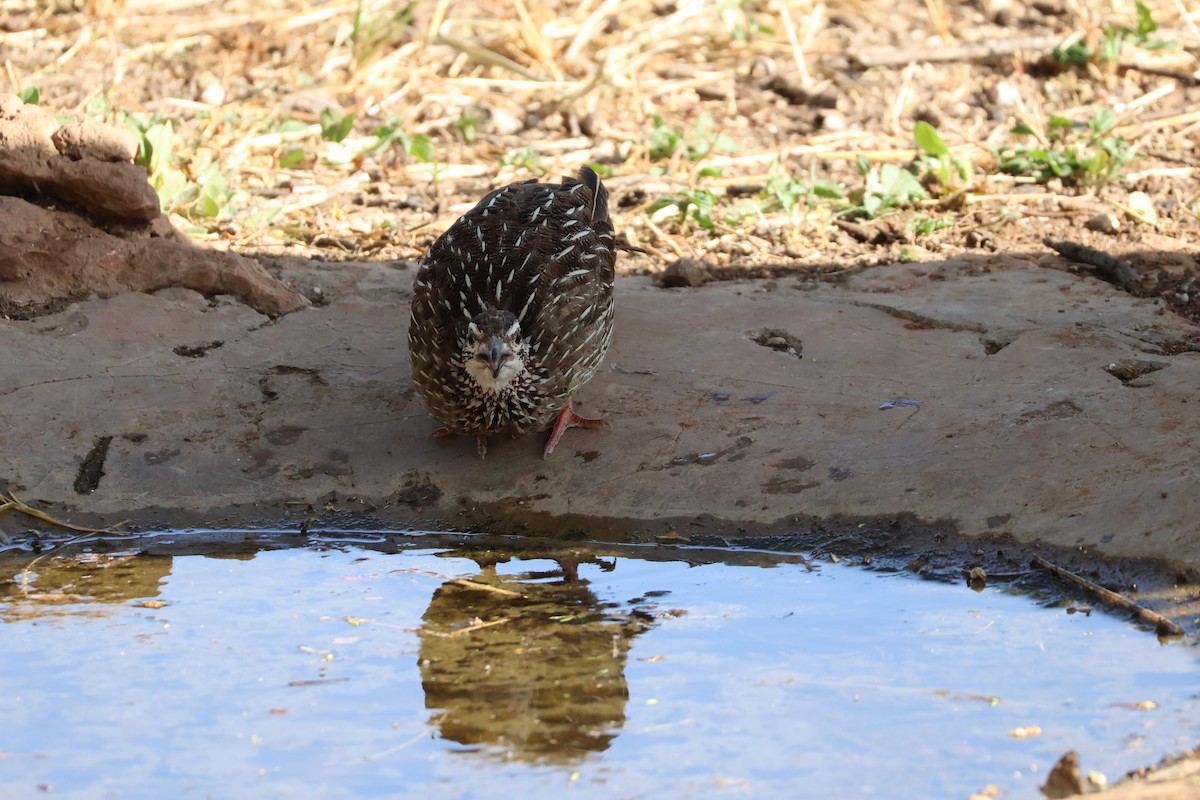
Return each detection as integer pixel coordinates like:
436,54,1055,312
408,165,616,459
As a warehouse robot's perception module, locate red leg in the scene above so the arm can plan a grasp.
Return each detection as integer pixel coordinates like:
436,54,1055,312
543,400,609,458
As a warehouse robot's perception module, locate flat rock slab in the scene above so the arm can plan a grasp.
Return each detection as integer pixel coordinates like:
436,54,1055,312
2,257,1199,576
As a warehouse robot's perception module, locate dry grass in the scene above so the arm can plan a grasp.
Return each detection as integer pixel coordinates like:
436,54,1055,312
2,0,1199,269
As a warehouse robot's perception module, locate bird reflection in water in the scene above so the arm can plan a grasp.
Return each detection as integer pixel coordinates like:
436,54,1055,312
417,551,653,764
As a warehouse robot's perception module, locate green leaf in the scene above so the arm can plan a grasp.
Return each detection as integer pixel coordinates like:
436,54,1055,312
1098,26,1124,62
142,122,175,178
646,196,678,215
155,168,190,211
407,133,435,163
812,181,843,199
18,86,40,105
1135,1,1157,38
909,215,953,237
1047,115,1074,132
1090,107,1116,138
1127,190,1158,224
684,189,716,230
197,173,231,218
276,119,310,134
648,115,680,161
1053,41,1092,66
913,121,948,157
83,93,111,117
279,147,306,169
319,107,355,143
878,163,927,202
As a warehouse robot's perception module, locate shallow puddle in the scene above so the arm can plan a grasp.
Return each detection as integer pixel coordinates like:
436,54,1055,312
2,532,1196,799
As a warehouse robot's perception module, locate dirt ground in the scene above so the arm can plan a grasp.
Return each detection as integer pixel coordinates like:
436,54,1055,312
2,0,1199,311
3,1,1200,797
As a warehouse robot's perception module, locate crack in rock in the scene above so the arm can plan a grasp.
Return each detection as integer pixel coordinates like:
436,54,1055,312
73,435,112,494
749,328,803,359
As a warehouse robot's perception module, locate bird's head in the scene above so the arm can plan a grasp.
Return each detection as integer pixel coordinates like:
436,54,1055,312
463,309,527,392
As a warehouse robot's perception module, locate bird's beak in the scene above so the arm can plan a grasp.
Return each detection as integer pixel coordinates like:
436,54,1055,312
485,335,506,378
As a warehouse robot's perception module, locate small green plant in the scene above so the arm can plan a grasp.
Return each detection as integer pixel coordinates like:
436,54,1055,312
122,112,233,218
454,113,482,144
647,188,718,230
1053,40,1093,67
911,121,971,194
499,147,545,172
123,112,189,210
844,159,927,219
349,0,416,69
278,147,307,169
909,215,954,237
18,86,39,105
1100,1,1170,60
761,173,843,213
319,107,355,143
1055,1,1170,65
648,115,681,160
718,0,774,41
369,116,435,163
993,106,1138,188
646,113,738,162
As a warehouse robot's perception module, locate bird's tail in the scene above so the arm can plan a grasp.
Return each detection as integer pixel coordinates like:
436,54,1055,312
576,165,609,226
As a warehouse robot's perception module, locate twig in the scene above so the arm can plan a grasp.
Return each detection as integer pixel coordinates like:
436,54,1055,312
0,491,115,534
1043,237,1139,288
1118,63,1200,88
1032,556,1185,637
435,33,549,82
449,578,522,597
447,616,515,636
776,0,811,87
854,35,1064,68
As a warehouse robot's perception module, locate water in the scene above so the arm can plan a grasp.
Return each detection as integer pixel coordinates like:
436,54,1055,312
1,532,1196,799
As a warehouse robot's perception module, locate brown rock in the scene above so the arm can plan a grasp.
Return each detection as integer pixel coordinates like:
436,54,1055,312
1042,750,1086,798
660,257,712,288
0,93,157,223
51,158,162,223
52,120,139,162
0,196,308,318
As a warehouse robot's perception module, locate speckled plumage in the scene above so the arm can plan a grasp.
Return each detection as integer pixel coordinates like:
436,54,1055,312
408,166,616,456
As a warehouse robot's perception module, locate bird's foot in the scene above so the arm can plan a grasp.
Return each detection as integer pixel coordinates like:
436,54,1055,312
543,400,609,458
429,426,453,440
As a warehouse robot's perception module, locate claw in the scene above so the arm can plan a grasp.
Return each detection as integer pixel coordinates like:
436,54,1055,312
543,400,609,458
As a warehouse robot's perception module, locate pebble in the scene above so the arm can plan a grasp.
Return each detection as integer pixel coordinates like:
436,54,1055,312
660,258,712,288
1085,213,1121,234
